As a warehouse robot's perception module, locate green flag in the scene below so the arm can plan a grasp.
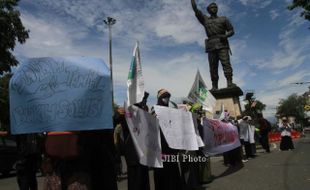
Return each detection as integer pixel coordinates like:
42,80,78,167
127,41,145,105
188,70,216,113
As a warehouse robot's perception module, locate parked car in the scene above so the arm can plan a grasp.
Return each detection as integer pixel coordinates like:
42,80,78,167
0,132,18,176
304,127,310,134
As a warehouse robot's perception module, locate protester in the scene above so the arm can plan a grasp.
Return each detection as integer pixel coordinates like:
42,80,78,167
134,91,150,112
238,116,249,162
279,118,295,151
248,117,257,157
44,131,114,190
222,112,243,167
42,124,117,189
113,119,124,178
195,104,213,185
238,116,251,161
42,131,91,190
153,89,183,190
235,115,249,163
114,92,151,190
181,103,209,189
79,130,118,190
41,155,62,190
257,113,271,153
16,134,41,190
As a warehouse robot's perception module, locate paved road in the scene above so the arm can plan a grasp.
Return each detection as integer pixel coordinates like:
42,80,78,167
205,134,310,190
1,135,309,190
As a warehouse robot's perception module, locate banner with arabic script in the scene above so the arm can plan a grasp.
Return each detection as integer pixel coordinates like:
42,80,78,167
10,57,113,134
201,118,241,156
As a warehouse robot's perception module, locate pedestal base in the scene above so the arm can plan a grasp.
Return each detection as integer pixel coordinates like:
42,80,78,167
210,86,243,119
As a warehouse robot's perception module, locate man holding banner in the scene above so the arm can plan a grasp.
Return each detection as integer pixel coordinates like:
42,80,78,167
115,105,151,190
221,113,243,167
124,42,153,190
10,56,118,190
15,134,40,190
153,89,184,190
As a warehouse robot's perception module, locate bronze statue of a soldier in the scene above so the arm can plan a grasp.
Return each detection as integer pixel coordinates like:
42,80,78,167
191,0,236,90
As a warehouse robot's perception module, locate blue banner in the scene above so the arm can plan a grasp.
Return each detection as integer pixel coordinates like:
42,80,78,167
10,57,113,134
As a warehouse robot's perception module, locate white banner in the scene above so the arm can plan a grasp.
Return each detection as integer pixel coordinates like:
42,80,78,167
201,118,241,156
154,105,203,151
127,42,145,106
125,104,163,168
10,56,113,134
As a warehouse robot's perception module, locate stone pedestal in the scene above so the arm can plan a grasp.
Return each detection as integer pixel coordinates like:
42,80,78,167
210,86,243,119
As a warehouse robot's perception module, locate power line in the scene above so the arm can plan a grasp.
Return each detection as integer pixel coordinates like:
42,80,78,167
290,82,310,85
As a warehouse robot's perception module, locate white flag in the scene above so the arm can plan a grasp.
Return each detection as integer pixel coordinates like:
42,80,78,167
187,70,216,113
127,42,145,105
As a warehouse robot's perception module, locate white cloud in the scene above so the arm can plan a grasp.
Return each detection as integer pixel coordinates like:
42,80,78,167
113,48,249,104
22,0,237,49
230,38,248,63
15,0,249,105
115,52,209,102
253,12,310,71
14,12,93,58
147,1,205,45
142,55,247,101
256,70,310,120
14,0,310,111
279,71,310,86
264,71,310,93
270,9,279,20
238,0,272,8
258,83,308,120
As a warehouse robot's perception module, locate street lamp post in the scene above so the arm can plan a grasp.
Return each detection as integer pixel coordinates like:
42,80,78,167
104,17,116,104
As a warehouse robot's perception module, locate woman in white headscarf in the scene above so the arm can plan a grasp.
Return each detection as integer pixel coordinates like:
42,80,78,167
239,116,255,159
222,112,243,167
279,118,294,151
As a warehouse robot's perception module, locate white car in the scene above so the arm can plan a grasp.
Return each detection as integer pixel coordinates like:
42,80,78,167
304,127,310,134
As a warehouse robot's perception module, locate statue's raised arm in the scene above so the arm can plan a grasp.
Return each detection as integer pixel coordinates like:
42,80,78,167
191,0,205,25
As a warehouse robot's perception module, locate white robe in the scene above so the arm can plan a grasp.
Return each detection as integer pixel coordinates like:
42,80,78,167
279,123,292,137
248,124,256,144
239,120,249,142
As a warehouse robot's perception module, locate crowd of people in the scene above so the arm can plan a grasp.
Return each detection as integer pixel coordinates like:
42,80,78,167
15,130,117,190
11,88,296,190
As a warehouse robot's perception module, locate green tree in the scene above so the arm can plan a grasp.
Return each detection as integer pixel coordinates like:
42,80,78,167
245,100,266,112
276,93,307,123
243,100,266,118
0,0,29,131
0,0,29,75
288,0,310,27
0,73,12,131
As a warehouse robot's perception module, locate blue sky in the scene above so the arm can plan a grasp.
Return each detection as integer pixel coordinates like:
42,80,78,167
14,0,310,120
